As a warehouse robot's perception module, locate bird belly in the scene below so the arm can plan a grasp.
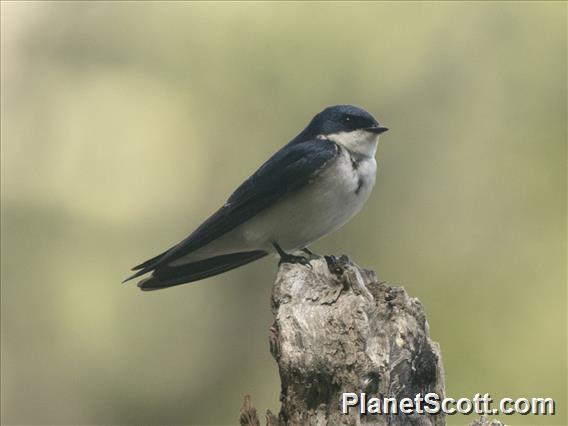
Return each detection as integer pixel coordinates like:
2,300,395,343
239,151,376,252
174,151,376,263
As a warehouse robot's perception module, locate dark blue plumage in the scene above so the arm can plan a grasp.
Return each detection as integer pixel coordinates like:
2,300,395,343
126,139,338,281
291,104,381,143
124,105,388,290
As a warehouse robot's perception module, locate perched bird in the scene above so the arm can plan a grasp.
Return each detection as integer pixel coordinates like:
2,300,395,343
124,105,388,291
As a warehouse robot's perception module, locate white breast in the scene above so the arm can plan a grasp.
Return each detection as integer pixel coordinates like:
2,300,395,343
175,136,379,263
236,146,377,252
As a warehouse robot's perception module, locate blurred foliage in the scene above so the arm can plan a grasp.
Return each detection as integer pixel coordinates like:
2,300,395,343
1,2,565,425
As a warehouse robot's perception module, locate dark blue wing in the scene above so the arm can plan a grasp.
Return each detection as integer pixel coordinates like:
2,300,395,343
129,139,339,275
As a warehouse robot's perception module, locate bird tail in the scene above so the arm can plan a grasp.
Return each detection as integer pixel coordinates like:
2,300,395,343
136,250,268,291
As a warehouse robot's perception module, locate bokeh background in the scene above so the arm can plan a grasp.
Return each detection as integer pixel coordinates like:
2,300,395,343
1,2,566,425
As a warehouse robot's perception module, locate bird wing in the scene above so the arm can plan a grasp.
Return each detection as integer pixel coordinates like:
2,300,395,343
126,139,339,279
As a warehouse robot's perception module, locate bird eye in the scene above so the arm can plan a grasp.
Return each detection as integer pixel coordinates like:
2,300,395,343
345,116,351,122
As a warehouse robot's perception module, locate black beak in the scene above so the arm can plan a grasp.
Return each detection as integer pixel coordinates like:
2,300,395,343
365,126,389,134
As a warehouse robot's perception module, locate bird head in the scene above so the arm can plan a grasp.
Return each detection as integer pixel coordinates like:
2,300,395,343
294,105,388,156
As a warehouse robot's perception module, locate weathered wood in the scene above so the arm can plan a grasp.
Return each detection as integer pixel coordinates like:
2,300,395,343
267,255,445,425
240,394,260,426
469,416,504,426
239,255,505,426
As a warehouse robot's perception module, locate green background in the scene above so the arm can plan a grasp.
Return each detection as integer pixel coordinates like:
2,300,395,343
1,2,565,425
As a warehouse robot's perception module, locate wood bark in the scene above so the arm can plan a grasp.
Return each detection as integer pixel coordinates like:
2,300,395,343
239,255,505,426
244,255,446,425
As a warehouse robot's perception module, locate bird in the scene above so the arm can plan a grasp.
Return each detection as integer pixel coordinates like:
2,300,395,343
123,105,388,291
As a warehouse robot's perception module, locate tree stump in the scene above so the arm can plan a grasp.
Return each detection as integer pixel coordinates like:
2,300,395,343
259,255,446,425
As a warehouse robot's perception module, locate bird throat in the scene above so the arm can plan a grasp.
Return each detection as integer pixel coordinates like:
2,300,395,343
323,129,379,158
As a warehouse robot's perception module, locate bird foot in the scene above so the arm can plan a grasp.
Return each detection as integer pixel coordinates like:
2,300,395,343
278,253,311,267
301,248,322,261
273,242,312,268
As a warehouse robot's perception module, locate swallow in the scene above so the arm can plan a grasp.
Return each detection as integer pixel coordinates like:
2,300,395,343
123,105,388,291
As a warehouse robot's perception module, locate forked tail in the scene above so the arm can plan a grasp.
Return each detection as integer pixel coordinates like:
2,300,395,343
136,250,268,291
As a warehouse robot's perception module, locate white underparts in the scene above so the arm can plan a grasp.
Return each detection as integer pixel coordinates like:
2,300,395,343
170,131,379,266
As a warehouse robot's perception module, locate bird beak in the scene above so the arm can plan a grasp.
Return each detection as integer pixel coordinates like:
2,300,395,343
365,126,389,134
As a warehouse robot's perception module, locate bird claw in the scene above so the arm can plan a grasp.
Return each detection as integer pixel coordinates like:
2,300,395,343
301,248,322,261
273,242,313,268
278,253,312,268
